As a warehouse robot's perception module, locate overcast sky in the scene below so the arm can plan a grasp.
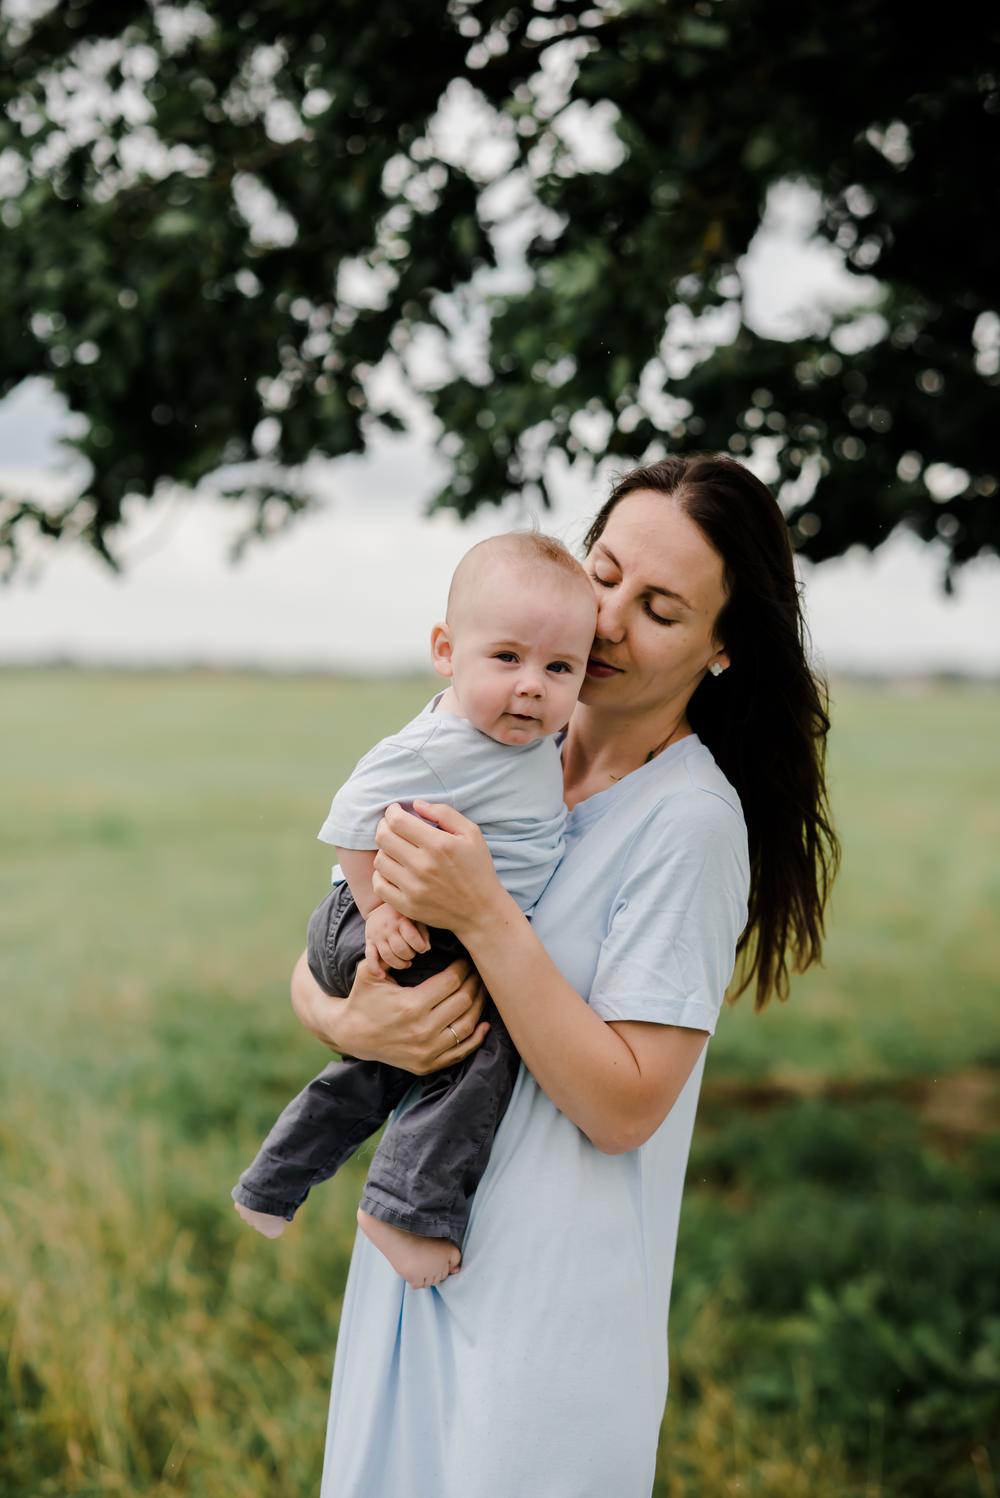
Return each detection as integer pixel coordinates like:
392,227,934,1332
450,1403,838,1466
2,180,997,677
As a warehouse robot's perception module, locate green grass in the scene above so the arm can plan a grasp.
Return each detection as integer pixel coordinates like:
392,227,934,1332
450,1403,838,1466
710,678,1000,1081
1,670,998,1497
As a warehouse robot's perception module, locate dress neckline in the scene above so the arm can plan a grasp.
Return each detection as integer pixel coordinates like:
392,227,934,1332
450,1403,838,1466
559,731,699,829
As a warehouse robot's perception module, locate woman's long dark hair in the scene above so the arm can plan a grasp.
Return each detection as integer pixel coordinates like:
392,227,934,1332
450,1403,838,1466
583,454,840,1012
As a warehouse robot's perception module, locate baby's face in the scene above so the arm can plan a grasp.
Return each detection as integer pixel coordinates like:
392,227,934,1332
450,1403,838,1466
441,575,597,746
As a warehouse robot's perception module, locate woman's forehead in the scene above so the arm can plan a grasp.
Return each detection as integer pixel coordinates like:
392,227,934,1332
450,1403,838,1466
596,491,727,606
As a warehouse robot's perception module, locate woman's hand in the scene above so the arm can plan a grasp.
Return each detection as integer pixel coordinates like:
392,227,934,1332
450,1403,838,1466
372,801,508,940
289,949,490,1075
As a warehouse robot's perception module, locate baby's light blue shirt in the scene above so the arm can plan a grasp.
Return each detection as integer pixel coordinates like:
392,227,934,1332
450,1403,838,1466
318,692,566,914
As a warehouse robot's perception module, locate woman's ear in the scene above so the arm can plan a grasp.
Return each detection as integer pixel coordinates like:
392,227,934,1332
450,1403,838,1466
430,622,454,678
709,645,731,675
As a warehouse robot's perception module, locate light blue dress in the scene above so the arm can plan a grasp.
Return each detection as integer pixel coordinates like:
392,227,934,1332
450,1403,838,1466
319,734,750,1498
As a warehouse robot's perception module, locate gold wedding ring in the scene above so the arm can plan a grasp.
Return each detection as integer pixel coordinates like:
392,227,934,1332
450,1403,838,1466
447,1023,460,1046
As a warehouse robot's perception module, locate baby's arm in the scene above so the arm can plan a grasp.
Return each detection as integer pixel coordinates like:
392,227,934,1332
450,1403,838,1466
336,846,430,976
337,847,382,917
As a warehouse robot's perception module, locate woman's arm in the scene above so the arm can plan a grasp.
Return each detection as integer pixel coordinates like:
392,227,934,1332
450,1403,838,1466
458,895,707,1153
372,802,710,1153
289,949,490,1075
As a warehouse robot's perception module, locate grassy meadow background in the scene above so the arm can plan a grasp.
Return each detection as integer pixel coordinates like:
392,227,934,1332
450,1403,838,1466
2,669,998,1497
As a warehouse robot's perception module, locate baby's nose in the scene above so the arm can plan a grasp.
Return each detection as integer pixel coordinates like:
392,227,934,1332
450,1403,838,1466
516,671,545,697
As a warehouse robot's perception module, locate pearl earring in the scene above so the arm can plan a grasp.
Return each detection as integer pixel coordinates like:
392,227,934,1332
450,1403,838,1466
709,663,724,677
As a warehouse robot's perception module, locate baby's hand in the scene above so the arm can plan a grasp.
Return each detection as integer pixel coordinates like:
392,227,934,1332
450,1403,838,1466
364,903,431,977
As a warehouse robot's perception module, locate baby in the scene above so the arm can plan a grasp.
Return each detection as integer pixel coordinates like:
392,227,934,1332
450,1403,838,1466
232,532,597,1287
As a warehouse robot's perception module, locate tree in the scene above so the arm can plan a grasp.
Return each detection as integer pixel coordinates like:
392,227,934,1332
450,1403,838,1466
1,0,996,581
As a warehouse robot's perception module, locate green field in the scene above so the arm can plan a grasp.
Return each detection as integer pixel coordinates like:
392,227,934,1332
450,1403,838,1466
2,671,998,1497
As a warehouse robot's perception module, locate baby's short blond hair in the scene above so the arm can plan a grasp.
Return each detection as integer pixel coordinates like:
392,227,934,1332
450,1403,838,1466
446,531,592,626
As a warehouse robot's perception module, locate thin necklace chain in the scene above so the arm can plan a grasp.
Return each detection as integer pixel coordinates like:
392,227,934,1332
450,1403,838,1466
608,717,686,781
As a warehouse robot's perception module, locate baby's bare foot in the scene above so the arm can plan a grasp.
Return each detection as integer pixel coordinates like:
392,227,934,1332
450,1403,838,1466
357,1208,461,1288
234,1201,287,1238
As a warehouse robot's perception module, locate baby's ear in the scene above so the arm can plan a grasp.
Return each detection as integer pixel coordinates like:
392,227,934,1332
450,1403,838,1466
430,621,454,677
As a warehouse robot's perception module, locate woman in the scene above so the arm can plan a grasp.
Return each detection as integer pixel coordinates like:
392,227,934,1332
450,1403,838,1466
290,455,838,1497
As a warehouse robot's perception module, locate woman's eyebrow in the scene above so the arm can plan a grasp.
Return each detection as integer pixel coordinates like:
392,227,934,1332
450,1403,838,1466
594,543,694,611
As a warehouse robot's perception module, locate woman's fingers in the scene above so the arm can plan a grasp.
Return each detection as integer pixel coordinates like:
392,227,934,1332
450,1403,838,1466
404,956,473,1007
410,800,473,836
376,808,433,859
372,842,413,892
373,824,409,864
431,976,487,1037
373,845,433,918
345,956,487,1074
434,1019,491,1069
371,865,403,909
381,801,449,848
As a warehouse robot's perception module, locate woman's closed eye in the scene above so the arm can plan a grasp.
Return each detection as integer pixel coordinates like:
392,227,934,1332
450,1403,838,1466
589,571,676,626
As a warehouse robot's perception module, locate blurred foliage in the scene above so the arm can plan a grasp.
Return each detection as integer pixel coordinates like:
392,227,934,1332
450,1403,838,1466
676,1098,1000,1495
1,1,998,578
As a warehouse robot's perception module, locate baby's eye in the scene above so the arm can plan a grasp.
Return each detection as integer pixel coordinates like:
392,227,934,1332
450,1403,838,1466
495,651,518,663
546,662,572,674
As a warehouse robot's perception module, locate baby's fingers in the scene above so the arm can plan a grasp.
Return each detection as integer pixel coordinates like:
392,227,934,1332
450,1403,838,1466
364,943,388,979
378,933,414,970
397,917,430,954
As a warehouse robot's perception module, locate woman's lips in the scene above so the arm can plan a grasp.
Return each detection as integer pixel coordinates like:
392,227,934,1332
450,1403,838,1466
586,657,623,678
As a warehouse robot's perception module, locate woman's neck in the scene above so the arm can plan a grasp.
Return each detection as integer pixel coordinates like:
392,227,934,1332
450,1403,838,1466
562,701,693,809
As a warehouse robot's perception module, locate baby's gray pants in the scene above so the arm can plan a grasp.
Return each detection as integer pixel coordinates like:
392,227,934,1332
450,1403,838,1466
231,882,520,1246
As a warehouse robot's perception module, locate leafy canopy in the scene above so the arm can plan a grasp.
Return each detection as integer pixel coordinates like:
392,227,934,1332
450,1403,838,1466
1,0,996,579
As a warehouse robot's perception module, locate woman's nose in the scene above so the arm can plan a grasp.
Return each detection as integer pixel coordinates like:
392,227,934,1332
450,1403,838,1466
596,593,627,643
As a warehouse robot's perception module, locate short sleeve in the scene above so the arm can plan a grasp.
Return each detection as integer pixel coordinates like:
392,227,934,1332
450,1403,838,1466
317,742,449,849
587,791,749,1035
